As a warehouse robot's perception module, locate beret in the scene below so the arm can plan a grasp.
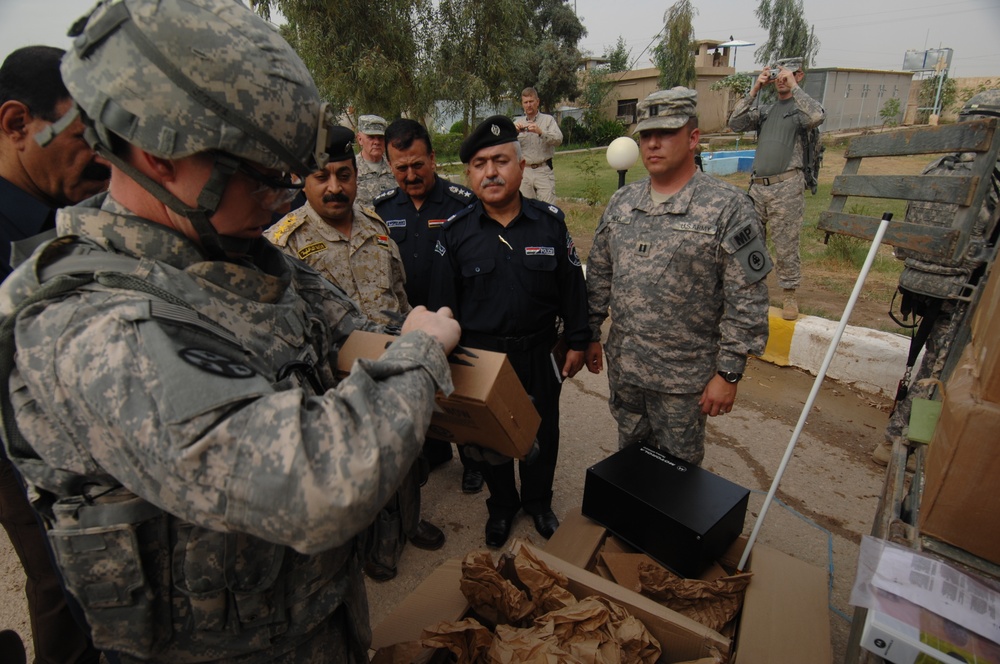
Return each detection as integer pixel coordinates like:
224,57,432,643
459,115,518,163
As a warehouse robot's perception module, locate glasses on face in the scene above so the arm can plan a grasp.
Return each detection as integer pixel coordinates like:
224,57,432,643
236,161,304,211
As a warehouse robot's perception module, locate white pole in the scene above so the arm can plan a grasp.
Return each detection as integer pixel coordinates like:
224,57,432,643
738,213,894,571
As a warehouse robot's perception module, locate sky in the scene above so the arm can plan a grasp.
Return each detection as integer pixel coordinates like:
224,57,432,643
1,0,998,79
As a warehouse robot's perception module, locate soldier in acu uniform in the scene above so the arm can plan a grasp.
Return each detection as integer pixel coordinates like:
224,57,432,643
586,88,771,466
354,114,396,208
429,115,589,548
0,1,460,661
374,119,479,483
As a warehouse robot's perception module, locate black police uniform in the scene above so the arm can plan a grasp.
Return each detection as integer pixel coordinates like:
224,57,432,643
375,176,475,467
375,176,475,308
429,196,589,519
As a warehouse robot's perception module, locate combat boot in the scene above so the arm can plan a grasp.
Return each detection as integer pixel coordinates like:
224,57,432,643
782,288,799,320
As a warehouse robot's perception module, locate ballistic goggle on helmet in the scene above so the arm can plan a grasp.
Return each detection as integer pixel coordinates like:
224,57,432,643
61,0,332,255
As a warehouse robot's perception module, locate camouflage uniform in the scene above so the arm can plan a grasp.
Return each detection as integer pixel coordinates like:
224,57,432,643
514,111,562,204
729,87,825,290
0,195,453,662
587,172,771,464
266,202,410,327
355,157,396,209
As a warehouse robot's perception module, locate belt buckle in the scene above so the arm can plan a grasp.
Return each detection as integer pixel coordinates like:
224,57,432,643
762,176,771,185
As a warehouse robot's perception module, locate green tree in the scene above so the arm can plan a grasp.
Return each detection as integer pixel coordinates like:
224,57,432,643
754,0,820,67
652,0,697,89
917,74,958,123
251,0,437,123
879,97,902,129
604,36,631,73
516,0,587,112
436,0,529,133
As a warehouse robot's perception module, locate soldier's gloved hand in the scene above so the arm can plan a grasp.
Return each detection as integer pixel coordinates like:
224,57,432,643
402,306,461,354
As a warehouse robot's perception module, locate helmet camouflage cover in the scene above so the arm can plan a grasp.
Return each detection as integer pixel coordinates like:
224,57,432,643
959,89,1000,120
61,0,322,175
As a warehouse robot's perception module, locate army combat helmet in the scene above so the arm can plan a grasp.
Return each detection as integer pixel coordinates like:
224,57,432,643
959,89,1000,120
60,0,329,257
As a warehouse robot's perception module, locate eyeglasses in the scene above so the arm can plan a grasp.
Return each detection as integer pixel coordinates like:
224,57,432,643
236,161,304,211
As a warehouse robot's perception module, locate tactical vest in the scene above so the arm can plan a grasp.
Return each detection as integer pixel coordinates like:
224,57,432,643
896,154,1000,299
0,235,370,663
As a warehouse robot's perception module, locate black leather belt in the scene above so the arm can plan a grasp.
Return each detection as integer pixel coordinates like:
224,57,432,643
462,327,555,353
750,169,798,186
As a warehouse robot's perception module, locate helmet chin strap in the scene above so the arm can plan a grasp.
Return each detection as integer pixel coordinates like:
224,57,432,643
87,130,252,260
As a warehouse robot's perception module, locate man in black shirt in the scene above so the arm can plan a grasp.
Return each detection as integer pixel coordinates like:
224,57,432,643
0,45,108,664
429,115,588,548
375,120,478,481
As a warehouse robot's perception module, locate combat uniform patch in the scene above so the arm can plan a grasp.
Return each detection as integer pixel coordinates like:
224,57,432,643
297,242,326,259
435,240,446,256
376,235,390,247
525,246,555,256
636,241,650,257
385,219,406,228
723,222,771,283
179,348,256,378
427,219,446,228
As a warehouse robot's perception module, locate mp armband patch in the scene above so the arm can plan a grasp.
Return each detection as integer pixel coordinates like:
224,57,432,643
733,235,772,283
179,348,256,378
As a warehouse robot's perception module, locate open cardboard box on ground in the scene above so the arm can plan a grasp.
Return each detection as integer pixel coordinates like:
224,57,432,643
369,510,831,663
337,331,540,459
544,509,833,663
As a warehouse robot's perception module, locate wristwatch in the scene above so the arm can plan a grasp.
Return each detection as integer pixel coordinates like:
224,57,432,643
718,371,743,384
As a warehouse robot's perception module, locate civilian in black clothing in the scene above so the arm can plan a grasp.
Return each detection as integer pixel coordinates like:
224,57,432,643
429,115,588,548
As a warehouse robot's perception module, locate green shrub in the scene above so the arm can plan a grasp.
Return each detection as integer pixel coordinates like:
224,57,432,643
432,132,464,162
448,120,468,135
587,119,627,146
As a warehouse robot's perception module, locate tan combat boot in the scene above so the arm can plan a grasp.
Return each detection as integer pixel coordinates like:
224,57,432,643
782,288,799,320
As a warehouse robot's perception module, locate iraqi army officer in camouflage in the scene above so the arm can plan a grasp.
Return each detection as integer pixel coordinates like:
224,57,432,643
0,1,460,662
266,124,410,327
586,88,771,465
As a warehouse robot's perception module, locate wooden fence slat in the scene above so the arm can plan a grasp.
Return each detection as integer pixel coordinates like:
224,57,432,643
831,174,978,206
818,212,959,257
844,120,995,158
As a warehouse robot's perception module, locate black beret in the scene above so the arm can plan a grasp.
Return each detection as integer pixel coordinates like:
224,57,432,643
459,115,518,163
322,126,356,165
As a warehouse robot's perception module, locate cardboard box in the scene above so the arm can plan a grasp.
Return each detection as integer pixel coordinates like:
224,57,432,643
337,331,540,459
919,349,1000,565
582,444,749,577
546,510,833,664
370,539,731,663
970,262,1000,403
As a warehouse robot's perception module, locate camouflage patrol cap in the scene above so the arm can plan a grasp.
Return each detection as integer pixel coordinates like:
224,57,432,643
61,0,322,175
633,87,697,134
959,90,1000,119
358,115,387,136
776,57,804,72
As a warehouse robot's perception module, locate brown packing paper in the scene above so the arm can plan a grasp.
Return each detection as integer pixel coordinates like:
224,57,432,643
404,545,663,663
637,560,752,632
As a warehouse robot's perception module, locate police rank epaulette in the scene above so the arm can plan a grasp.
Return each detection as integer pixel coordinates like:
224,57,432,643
444,182,474,203
527,197,565,221
441,203,476,230
264,212,307,247
373,188,399,206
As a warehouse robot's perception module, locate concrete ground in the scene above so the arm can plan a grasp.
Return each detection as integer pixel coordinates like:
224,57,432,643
0,317,893,662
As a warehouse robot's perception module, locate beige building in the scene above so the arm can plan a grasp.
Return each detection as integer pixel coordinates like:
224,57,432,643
592,40,738,133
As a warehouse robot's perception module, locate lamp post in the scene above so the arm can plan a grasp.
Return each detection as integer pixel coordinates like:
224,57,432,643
606,136,639,190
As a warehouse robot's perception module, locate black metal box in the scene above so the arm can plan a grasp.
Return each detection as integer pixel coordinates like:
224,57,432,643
582,444,750,577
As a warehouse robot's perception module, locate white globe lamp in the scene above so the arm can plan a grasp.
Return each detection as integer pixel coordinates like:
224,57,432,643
606,136,639,189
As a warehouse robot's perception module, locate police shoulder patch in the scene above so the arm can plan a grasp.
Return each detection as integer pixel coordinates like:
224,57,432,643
527,197,564,221
443,204,475,229
445,183,474,202
373,188,399,206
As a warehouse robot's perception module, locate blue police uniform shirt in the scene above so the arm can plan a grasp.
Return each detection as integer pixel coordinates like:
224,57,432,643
374,176,475,307
0,175,57,278
428,196,590,350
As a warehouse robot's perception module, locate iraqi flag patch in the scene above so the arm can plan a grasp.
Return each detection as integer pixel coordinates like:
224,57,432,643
376,235,390,248
525,246,555,256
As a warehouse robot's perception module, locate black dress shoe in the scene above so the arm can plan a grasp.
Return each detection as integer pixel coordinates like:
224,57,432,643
532,511,559,539
484,516,513,548
462,468,485,494
409,519,446,551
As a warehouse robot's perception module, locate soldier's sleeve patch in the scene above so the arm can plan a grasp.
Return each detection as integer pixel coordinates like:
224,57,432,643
723,222,771,283
435,240,447,256
179,348,256,378
297,242,327,260
376,235,390,248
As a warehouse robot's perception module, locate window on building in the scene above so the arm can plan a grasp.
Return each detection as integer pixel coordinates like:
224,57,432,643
617,98,638,123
